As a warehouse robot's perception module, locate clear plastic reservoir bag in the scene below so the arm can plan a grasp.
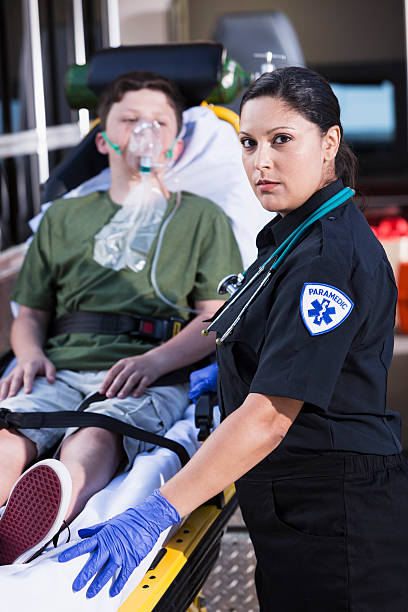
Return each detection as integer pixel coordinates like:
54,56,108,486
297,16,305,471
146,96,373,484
93,177,168,273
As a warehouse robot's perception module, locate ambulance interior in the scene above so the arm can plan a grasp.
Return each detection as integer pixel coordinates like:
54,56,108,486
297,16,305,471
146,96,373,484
0,2,408,610
0,39,270,612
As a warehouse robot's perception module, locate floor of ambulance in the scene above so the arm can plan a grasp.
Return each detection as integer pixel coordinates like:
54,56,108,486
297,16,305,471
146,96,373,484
201,507,258,612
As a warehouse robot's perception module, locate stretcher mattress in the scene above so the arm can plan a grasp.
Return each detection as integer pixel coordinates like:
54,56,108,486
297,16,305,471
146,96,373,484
0,404,201,611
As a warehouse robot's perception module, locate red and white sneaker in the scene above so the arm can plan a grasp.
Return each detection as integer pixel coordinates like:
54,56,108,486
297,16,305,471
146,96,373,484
0,459,72,565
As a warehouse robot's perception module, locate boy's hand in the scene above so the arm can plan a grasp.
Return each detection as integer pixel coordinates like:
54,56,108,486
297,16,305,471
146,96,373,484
99,353,163,399
0,351,56,400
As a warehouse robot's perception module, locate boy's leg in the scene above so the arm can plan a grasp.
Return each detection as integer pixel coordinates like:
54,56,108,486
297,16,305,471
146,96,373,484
57,381,188,522
59,427,124,522
0,370,84,507
0,429,37,506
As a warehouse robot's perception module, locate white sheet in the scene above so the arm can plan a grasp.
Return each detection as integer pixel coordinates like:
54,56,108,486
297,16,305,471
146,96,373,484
0,404,201,610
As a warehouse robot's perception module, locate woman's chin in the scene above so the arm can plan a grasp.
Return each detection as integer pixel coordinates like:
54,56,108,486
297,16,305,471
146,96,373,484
258,195,285,213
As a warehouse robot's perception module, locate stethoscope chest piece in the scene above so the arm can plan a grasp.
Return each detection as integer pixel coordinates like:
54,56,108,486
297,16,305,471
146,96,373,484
217,273,245,296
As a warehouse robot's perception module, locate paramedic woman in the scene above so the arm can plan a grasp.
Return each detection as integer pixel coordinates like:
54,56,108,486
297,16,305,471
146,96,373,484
61,67,408,611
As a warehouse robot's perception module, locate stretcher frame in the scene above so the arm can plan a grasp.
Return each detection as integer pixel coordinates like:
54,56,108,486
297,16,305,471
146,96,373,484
0,42,242,612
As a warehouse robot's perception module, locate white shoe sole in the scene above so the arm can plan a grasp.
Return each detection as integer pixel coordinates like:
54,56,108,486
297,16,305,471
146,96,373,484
0,459,72,565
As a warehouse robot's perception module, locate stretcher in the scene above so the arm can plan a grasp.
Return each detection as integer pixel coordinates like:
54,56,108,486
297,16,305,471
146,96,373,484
0,42,264,610
0,403,237,611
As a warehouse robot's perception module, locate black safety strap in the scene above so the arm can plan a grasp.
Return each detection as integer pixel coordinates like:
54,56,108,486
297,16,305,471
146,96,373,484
49,312,185,343
0,405,190,467
47,312,206,385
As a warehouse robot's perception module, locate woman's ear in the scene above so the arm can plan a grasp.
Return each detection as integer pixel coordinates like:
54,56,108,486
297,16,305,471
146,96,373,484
95,131,109,155
323,125,341,162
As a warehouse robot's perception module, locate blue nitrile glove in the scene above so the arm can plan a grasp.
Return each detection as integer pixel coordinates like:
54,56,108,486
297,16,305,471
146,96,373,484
58,489,180,599
188,363,218,403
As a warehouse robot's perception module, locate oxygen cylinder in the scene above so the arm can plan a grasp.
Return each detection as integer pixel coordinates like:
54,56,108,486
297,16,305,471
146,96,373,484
206,57,252,104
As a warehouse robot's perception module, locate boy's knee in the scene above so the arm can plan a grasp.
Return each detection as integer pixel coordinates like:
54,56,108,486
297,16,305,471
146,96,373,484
61,426,121,452
0,428,37,465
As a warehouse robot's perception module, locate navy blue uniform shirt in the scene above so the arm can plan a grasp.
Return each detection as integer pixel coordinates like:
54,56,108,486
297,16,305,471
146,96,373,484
213,179,401,460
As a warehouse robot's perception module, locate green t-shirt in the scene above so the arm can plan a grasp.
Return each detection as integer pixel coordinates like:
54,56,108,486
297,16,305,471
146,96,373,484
12,190,243,370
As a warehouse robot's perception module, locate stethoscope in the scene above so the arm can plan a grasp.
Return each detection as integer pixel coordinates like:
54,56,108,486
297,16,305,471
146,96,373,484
202,187,355,345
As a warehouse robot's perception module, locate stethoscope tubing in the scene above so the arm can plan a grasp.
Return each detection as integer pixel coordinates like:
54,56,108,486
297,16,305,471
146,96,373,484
205,187,355,341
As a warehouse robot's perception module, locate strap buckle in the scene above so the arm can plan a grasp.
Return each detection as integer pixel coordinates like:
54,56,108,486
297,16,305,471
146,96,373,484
130,316,184,342
129,316,163,340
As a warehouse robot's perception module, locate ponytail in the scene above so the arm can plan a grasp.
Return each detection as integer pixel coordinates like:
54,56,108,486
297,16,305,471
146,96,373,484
335,141,358,189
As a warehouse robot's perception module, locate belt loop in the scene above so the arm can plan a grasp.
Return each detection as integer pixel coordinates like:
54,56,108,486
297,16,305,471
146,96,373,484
343,454,351,475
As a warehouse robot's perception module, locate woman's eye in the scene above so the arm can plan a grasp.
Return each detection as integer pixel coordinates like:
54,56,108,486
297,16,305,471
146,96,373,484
274,134,292,144
240,137,256,149
123,118,138,123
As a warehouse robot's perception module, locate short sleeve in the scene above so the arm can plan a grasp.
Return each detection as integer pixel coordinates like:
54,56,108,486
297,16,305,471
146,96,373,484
191,208,243,302
249,255,366,409
11,212,56,312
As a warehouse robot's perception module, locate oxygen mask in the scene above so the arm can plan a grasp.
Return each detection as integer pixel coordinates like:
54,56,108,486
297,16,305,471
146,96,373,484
125,118,162,174
94,119,169,273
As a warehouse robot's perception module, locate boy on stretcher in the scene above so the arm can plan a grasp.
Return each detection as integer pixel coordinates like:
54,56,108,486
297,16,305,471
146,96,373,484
0,71,242,564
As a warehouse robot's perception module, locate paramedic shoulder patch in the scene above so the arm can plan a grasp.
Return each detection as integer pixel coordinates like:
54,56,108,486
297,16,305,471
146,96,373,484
300,283,354,336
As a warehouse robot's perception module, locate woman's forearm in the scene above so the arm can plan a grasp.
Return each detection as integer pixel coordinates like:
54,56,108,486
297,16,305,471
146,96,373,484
160,393,302,518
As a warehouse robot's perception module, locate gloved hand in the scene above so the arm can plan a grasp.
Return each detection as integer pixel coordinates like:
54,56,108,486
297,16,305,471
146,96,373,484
58,489,180,599
188,363,218,402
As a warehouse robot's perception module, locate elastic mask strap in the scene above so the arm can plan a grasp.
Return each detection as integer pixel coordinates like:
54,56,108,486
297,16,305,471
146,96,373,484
101,131,121,156
166,137,179,160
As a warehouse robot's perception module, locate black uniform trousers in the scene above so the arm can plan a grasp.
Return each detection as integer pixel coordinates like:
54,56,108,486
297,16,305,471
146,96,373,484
236,453,408,612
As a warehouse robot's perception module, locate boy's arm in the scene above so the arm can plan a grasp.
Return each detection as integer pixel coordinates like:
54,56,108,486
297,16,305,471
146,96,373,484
0,306,56,400
98,298,224,398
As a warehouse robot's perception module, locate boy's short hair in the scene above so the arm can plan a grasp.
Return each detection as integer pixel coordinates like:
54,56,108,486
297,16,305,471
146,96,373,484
97,71,185,134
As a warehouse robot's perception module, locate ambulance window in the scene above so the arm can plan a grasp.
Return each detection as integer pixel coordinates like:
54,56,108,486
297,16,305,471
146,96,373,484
331,80,396,147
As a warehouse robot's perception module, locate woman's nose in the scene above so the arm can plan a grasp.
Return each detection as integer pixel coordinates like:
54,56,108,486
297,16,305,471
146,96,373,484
255,142,272,170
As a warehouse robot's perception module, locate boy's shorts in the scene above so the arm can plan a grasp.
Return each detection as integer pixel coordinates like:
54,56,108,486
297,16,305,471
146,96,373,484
0,369,189,469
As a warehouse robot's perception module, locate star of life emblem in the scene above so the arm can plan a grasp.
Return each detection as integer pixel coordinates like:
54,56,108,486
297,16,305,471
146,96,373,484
300,283,354,336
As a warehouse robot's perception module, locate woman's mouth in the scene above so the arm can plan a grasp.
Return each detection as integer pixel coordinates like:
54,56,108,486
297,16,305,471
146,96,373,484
256,180,280,193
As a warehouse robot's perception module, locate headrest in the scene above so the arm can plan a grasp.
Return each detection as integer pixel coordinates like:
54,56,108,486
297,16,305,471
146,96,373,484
65,42,223,111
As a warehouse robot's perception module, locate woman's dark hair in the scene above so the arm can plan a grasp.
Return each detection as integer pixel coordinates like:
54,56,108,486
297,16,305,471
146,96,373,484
240,66,358,189
98,71,185,134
